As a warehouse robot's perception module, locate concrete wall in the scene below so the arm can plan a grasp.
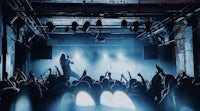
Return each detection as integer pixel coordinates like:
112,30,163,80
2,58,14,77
185,26,194,76
174,19,194,76
0,3,16,79
174,20,186,74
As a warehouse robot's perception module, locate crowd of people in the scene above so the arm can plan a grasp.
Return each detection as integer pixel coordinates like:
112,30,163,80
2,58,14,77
0,64,200,111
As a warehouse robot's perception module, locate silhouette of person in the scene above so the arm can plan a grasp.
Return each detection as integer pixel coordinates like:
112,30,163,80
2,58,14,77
60,54,80,79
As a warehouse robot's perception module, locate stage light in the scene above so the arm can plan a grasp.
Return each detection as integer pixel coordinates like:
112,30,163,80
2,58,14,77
74,52,80,58
82,21,90,32
103,52,108,59
121,19,128,28
15,96,32,111
61,92,74,111
117,52,124,60
46,21,55,32
100,91,117,108
72,21,79,32
114,90,136,110
75,91,95,106
100,90,136,110
145,21,152,32
96,19,102,27
132,21,140,32
61,92,74,105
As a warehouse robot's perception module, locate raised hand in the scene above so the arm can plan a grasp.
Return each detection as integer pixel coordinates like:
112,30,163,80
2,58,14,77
127,70,132,79
137,73,142,77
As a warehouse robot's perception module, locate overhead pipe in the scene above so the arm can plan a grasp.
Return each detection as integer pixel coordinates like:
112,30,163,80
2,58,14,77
9,0,48,39
24,0,49,39
6,0,37,34
136,3,195,39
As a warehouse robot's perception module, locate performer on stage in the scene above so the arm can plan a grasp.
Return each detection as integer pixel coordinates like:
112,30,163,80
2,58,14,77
60,54,80,79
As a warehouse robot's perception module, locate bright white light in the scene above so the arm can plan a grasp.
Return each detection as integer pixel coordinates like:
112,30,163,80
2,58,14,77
100,91,118,108
61,92,74,105
100,90,136,110
103,52,108,59
114,90,136,110
74,52,80,58
15,96,32,111
75,91,95,106
117,52,124,60
61,92,74,111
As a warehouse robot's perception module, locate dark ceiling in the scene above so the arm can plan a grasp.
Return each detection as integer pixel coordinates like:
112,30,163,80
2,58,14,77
1,0,200,45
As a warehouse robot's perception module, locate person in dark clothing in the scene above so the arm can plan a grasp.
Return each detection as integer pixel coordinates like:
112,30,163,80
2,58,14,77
149,65,165,102
59,54,80,79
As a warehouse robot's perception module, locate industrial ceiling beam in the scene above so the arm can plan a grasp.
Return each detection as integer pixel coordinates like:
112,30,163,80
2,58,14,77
136,4,198,39
18,3,199,18
5,0,49,39
24,0,48,39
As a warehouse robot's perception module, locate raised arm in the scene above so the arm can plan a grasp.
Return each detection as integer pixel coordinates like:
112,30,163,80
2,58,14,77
138,73,147,91
108,72,112,80
55,66,62,76
121,74,128,82
40,75,45,84
156,65,166,79
70,60,74,64
16,68,27,81
27,71,36,84
127,71,132,79
156,64,163,73
104,71,109,77
3,72,14,87
80,69,87,80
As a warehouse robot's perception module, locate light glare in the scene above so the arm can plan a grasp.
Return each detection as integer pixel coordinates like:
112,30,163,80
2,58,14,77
100,90,136,110
75,52,80,58
75,91,95,106
114,90,136,110
103,53,108,59
61,92,74,111
100,91,118,108
15,96,32,111
117,52,124,60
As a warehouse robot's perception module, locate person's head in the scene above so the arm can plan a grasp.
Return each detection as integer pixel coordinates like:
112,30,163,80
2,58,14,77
108,72,111,77
9,76,16,82
61,54,66,59
83,69,87,74
101,78,109,87
100,75,105,82
81,76,93,85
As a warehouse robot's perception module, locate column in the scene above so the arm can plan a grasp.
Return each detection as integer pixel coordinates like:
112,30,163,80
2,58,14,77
174,19,194,76
174,19,187,74
185,26,194,76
